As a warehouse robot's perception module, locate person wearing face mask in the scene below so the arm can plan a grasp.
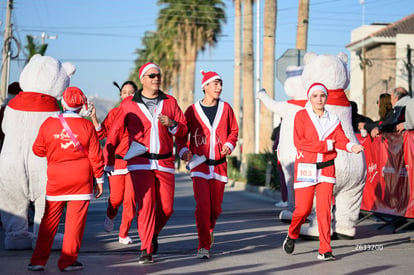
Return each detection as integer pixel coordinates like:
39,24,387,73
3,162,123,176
176,70,239,260
282,83,364,261
89,81,137,245
104,62,187,264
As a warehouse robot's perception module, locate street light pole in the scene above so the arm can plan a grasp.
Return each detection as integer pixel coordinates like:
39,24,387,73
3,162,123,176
32,32,58,45
254,0,260,153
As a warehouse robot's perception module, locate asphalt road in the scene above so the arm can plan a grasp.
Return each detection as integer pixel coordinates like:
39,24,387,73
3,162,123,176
1,172,414,274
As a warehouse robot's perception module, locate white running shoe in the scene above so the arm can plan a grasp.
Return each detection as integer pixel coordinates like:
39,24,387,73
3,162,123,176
275,200,288,208
118,236,133,244
197,248,210,259
28,264,45,271
103,216,114,232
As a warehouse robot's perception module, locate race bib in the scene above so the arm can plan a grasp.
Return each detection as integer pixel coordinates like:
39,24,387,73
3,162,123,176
297,163,317,183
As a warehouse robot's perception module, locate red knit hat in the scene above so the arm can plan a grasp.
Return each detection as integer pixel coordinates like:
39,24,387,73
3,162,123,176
139,62,160,78
307,82,328,100
201,70,221,88
61,86,87,111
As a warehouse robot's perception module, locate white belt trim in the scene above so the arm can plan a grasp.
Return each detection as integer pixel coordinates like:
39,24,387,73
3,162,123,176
190,171,228,183
319,175,336,183
127,164,175,174
111,169,129,175
294,177,335,189
294,181,317,189
46,194,94,201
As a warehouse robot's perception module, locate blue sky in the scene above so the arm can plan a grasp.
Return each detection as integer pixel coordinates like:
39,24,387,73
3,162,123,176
2,0,414,104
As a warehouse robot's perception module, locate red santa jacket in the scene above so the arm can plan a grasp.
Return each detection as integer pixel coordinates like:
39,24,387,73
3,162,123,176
104,90,187,174
96,106,129,175
32,113,104,201
176,99,239,182
293,106,354,188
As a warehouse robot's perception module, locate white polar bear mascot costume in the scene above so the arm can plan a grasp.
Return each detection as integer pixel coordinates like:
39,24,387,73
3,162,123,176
0,54,76,249
299,52,366,239
256,66,307,218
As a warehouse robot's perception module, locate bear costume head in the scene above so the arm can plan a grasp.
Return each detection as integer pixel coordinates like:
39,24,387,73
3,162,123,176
19,54,76,99
284,65,306,100
302,52,349,92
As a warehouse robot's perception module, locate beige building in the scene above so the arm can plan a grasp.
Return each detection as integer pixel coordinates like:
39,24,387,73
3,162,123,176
346,13,414,120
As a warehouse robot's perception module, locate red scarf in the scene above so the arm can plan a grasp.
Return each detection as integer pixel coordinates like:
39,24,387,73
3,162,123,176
7,92,60,112
287,99,307,107
326,88,350,107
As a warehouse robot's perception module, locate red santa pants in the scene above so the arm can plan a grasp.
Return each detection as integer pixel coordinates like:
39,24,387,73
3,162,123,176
106,173,136,238
288,182,333,254
30,200,89,270
193,177,225,250
130,169,174,253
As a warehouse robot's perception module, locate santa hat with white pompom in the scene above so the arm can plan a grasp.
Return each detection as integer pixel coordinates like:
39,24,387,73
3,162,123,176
200,70,221,88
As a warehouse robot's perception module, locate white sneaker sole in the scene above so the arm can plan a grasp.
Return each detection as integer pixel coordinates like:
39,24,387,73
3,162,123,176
317,254,336,261
119,237,133,244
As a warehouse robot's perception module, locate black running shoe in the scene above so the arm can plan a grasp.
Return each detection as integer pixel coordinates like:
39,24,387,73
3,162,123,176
138,250,154,264
60,261,83,271
152,235,158,254
317,251,336,261
27,263,45,271
282,234,295,254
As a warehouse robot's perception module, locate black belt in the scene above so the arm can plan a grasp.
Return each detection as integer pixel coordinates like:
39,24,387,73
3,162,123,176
115,154,123,160
316,159,334,169
204,157,226,166
142,152,173,160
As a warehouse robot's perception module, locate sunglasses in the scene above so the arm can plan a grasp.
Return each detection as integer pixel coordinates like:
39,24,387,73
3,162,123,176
145,73,161,79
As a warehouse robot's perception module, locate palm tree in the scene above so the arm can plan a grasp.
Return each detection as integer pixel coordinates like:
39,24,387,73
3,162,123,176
232,0,242,160
157,0,226,110
296,0,309,51
259,0,277,152
132,30,178,93
241,0,255,170
25,35,48,64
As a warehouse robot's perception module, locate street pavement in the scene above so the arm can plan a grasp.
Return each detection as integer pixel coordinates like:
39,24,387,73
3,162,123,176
1,172,414,274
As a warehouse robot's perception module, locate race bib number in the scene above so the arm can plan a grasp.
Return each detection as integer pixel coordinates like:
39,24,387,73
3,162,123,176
297,163,317,183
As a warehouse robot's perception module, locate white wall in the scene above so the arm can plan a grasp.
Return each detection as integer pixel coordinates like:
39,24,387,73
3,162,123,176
395,34,414,90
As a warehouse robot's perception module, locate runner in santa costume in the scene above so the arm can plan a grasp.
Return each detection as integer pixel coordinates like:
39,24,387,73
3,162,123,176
104,62,187,264
90,81,137,245
176,70,239,259
282,83,363,261
29,87,104,271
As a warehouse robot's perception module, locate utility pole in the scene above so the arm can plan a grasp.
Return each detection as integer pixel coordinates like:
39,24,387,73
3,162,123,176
296,0,309,51
1,0,13,105
32,32,58,45
362,47,367,115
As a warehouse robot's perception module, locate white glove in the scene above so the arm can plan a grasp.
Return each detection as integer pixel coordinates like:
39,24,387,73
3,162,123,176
79,102,93,117
256,88,267,100
104,166,114,177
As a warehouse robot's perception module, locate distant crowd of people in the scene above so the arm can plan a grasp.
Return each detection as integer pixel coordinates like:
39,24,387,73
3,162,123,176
354,87,413,138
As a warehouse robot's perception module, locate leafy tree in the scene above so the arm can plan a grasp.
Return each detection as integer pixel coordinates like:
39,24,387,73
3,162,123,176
24,35,48,64
241,0,255,169
259,0,277,152
138,0,226,109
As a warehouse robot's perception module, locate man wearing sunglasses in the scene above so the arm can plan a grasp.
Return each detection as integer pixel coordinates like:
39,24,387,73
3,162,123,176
104,62,187,264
